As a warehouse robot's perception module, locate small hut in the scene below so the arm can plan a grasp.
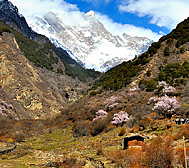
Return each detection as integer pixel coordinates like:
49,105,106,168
124,135,146,150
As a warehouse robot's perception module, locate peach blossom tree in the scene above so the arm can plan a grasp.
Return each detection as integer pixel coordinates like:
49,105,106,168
111,111,130,125
148,95,180,118
92,109,108,121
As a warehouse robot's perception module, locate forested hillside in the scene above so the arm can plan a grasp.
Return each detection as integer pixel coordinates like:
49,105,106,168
0,20,101,82
92,17,189,92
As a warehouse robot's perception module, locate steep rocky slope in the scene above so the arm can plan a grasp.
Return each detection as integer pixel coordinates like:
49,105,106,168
0,0,101,83
0,32,89,120
0,0,45,43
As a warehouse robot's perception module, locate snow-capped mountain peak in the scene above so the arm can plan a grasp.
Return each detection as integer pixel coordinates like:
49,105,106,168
85,10,97,18
25,10,153,72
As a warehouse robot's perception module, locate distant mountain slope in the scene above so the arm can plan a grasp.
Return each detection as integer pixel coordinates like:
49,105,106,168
26,10,153,72
91,17,189,92
54,17,189,139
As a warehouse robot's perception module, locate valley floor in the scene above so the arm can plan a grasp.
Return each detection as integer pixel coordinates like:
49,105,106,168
0,120,188,168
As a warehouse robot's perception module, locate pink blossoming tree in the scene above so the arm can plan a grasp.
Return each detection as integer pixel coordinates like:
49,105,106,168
92,109,108,121
130,86,141,92
0,99,19,120
104,96,118,110
162,85,176,94
111,111,130,125
148,95,180,118
158,81,176,94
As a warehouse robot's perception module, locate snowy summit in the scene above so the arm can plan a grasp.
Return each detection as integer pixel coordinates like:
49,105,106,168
25,10,153,72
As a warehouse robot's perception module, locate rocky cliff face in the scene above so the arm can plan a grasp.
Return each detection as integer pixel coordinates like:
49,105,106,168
0,0,40,40
0,32,88,120
26,11,153,72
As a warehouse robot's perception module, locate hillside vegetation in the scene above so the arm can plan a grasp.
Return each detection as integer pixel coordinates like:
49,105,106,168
0,20,101,82
92,18,189,92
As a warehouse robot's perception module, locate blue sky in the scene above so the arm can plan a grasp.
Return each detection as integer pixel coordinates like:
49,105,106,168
11,0,189,41
65,0,169,35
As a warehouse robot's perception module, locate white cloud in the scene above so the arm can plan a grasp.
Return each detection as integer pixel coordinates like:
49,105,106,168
96,12,161,41
119,0,189,30
11,0,79,16
82,0,111,3
11,0,86,26
11,0,161,41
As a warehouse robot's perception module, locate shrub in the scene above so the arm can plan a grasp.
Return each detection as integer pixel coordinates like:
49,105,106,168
139,79,157,92
129,126,138,133
0,27,11,35
172,125,189,140
108,136,176,168
146,70,151,77
52,157,85,168
96,143,104,155
73,120,91,137
166,38,174,46
143,136,174,168
175,147,185,167
90,118,109,136
164,47,170,56
104,125,116,133
148,46,157,56
90,91,98,97
57,68,63,74
138,117,153,129
107,148,143,167
13,134,25,143
146,80,157,92
118,127,126,136
180,47,185,53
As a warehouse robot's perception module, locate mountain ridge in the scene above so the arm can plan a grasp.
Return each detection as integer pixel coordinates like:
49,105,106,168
0,0,101,82
26,10,153,72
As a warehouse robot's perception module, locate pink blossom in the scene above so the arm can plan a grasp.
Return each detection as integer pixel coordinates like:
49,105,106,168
93,110,108,121
104,96,118,110
111,111,130,125
2,113,7,117
15,117,19,121
106,102,118,110
0,99,17,119
0,106,6,111
150,95,180,112
158,81,168,87
104,96,117,104
158,81,176,94
162,86,176,94
148,96,160,104
130,86,141,92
